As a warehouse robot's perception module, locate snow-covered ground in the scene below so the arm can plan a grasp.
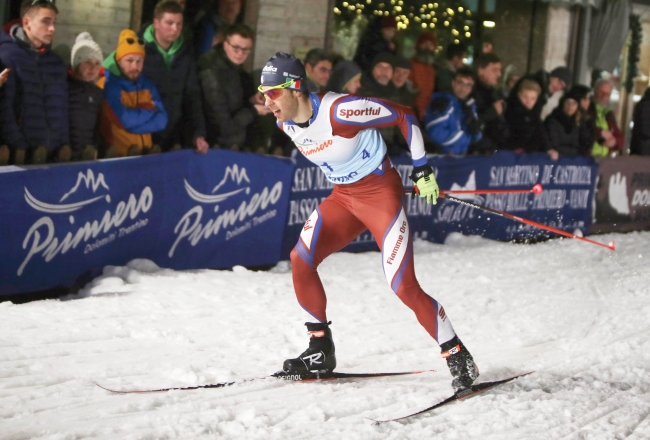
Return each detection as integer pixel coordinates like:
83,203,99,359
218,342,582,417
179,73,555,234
1,231,649,439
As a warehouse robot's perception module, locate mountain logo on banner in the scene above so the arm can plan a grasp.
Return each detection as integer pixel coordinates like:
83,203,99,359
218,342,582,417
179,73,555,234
169,163,284,257
449,171,478,202
24,169,111,214
19,168,153,277
183,164,251,204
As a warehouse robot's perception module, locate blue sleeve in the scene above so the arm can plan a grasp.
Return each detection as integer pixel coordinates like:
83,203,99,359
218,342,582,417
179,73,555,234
0,56,28,149
104,79,168,135
424,101,471,154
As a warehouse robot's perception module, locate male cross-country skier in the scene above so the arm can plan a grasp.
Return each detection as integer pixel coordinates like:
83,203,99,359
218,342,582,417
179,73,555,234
259,52,479,394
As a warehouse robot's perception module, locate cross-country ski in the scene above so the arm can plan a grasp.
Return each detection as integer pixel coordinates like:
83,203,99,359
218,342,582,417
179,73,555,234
96,369,434,394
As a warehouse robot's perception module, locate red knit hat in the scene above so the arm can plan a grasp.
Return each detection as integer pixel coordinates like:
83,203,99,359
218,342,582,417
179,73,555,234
381,15,397,29
416,32,437,48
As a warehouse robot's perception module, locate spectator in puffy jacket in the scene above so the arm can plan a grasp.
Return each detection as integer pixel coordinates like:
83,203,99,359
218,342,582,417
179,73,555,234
544,87,590,160
142,0,207,153
68,32,103,161
508,67,571,124
98,29,168,157
503,79,548,153
198,24,270,150
423,67,482,155
0,0,69,165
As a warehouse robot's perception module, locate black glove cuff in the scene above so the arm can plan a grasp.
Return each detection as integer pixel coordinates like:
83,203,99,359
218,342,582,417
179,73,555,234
410,164,433,182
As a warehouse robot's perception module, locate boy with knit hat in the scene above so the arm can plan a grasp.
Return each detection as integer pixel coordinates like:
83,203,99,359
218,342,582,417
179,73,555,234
98,29,168,157
68,32,104,160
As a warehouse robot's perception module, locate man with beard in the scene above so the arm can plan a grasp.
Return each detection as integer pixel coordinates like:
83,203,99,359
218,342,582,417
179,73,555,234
409,32,437,121
98,29,168,157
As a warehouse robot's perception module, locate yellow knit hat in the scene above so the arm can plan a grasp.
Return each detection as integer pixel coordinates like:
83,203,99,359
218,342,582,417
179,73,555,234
115,29,145,61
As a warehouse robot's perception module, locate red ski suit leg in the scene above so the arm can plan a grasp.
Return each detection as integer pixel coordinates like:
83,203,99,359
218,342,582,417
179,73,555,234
290,168,456,344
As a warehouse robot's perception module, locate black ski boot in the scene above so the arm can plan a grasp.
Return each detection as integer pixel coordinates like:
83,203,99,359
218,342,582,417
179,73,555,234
440,336,479,395
283,322,336,374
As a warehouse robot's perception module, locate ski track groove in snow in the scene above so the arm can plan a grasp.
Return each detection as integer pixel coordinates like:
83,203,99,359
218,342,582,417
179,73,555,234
0,231,649,438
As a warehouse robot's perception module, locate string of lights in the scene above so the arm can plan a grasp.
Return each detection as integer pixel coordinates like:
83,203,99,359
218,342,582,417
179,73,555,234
334,0,474,46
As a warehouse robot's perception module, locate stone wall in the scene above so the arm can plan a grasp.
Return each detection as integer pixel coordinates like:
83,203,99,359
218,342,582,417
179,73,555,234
492,0,549,76
251,0,331,68
54,0,132,62
543,5,572,72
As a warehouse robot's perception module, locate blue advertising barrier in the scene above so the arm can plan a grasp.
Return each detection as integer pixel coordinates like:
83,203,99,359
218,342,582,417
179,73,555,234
0,149,294,296
283,151,598,258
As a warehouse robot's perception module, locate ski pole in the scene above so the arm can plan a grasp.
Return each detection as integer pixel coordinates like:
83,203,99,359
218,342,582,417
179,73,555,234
441,194,615,251
406,184,544,197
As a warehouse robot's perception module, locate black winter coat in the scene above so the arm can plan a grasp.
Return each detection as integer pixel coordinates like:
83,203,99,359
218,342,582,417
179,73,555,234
507,70,550,122
503,94,548,153
353,18,397,72
631,88,650,155
142,38,206,149
544,108,588,156
68,74,103,159
198,45,256,147
472,80,509,152
0,27,69,152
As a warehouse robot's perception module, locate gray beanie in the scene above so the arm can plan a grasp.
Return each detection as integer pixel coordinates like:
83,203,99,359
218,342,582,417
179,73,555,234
71,32,103,69
327,60,362,93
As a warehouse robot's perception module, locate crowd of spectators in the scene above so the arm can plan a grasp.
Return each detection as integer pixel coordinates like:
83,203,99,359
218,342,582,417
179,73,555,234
0,1,647,167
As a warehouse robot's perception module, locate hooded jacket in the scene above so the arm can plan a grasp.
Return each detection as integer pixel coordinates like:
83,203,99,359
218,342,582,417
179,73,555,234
544,106,588,156
503,93,549,153
0,27,69,152
68,70,103,158
98,53,168,155
141,25,206,149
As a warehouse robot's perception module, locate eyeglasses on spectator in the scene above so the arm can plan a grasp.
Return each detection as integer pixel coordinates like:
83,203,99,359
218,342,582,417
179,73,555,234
225,40,252,54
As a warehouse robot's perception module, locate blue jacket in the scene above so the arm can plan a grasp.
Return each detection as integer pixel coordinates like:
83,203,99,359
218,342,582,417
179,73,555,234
0,28,69,151
423,92,481,155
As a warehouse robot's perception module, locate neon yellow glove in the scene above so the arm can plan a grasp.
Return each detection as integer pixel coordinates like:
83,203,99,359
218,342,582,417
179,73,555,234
410,164,439,205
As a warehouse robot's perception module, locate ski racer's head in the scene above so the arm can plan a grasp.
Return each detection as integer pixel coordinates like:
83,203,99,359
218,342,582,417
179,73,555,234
259,52,311,123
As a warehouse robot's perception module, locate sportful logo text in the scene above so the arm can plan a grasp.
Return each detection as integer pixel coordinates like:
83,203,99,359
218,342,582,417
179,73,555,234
19,169,152,276
339,107,382,118
336,99,392,123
